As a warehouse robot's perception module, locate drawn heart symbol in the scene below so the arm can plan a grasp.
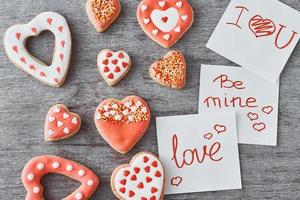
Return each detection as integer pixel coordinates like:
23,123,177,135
86,0,121,32
94,96,151,154
4,12,71,87
214,124,226,134
203,133,213,140
44,104,81,141
262,106,273,114
247,112,259,121
137,0,194,48
253,122,266,132
248,15,276,38
111,152,165,200
22,155,99,200
97,49,131,86
170,176,182,187
149,50,186,89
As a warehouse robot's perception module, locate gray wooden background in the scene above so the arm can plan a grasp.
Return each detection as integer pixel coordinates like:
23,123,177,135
0,0,299,199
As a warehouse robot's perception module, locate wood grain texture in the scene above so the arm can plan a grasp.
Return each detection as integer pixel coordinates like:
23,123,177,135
0,0,299,199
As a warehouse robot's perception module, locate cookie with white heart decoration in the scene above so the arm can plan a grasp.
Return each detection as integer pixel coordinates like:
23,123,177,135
137,0,194,48
97,49,131,86
111,152,165,200
45,104,81,141
4,12,71,87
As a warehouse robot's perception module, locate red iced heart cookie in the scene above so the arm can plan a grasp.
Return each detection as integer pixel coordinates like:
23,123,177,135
22,155,99,200
249,15,276,38
149,51,186,89
111,152,165,200
4,12,72,87
45,104,81,141
137,0,194,48
86,0,121,32
94,96,151,154
97,49,131,86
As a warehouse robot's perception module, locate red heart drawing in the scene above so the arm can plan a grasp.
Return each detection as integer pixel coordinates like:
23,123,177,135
44,104,81,141
149,50,186,89
111,152,165,200
203,133,213,140
94,96,151,154
214,124,226,134
137,0,194,48
262,106,273,114
247,112,259,121
253,122,266,132
170,176,182,186
248,15,276,38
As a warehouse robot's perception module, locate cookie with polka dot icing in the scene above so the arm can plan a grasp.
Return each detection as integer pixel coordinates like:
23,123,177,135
86,0,121,32
137,0,194,48
94,96,151,154
149,50,186,89
22,155,100,200
97,49,131,86
45,104,81,141
3,12,72,87
111,151,165,200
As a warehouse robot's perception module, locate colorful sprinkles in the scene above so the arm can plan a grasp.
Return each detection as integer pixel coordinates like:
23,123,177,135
91,0,117,23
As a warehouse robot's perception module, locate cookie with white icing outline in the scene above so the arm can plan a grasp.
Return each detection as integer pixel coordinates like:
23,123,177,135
86,0,121,32
44,104,81,141
3,12,72,87
111,151,165,200
97,49,131,86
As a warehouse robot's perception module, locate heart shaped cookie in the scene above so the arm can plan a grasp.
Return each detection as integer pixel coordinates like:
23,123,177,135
149,51,186,89
111,152,165,200
97,49,131,86
86,0,121,32
94,96,151,154
4,12,72,87
137,0,194,48
45,104,81,141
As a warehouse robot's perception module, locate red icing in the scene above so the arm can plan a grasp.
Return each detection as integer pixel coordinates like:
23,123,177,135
120,179,127,185
40,72,46,77
31,28,37,33
103,59,109,65
112,59,118,65
114,66,121,72
155,171,161,177
129,190,135,197
151,161,158,167
151,187,158,193
143,156,149,163
146,177,152,183
106,52,113,58
137,182,144,189
16,32,21,40
59,54,64,61
134,167,140,174
144,166,151,173
47,18,52,25
12,45,18,53
103,66,110,72
58,26,63,33
60,40,65,47
131,174,137,181
107,73,114,79
124,170,130,177
118,52,124,58
119,187,126,193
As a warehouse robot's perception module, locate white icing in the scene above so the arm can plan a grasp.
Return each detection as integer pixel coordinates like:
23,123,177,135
66,164,73,171
174,26,181,32
181,14,188,21
87,179,94,186
78,170,85,177
53,107,60,113
71,117,78,124
141,107,147,113
103,105,109,111
3,12,72,87
27,173,34,181
110,110,116,116
75,192,83,200
163,34,170,40
141,5,147,11
48,116,55,122
128,115,134,122
104,112,110,117
48,130,54,136
135,100,142,107
124,102,132,108
33,187,40,194
112,104,118,109
158,1,166,7
143,18,150,25
63,113,69,119
63,127,70,134
176,1,183,7
114,153,164,200
52,162,60,169
150,8,179,32
152,29,159,35
57,121,64,127
37,163,44,170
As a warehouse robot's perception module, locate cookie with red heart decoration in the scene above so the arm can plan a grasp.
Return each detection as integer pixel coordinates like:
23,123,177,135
4,12,72,87
149,50,186,89
111,152,165,200
86,0,121,32
45,104,81,141
137,0,194,48
22,155,99,200
94,96,151,154
97,49,131,86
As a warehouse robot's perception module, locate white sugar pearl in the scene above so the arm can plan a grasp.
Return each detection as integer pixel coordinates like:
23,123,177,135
48,116,55,122
78,170,85,177
27,173,34,181
72,117,78,124
87,179,94,186
75,192,83,200
33,187,40,194
66,164,73,171
63,113,69,119
57,121,64,127
48,130,54,136
37,163,44,170
53,107,60,113
52,162,60,169
63,127,70,134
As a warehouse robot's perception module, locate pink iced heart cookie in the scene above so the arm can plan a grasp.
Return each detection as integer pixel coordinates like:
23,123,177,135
137,0,194,48
86,0,121,32
97,49,131,86
45,104,81,141
4,12,72,87
111,152,165,200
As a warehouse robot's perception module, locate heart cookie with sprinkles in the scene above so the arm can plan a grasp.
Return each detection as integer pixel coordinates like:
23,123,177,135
22,155,99,200
97,49,131,86
45,104,81,141
137,0,194,48
149,51,186,89
94,96,151,154
111,152,165,200
4,12,71,87
86,0,121,32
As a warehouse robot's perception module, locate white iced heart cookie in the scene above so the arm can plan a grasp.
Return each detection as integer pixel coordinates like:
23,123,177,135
97,49,131,86
4,12,72,87
150,8,179,32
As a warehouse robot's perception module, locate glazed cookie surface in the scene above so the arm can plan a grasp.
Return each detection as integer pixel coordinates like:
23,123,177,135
4,12,72,87
22,155,100,200
94,96,151,154
111,152,165,200
137,0,194,48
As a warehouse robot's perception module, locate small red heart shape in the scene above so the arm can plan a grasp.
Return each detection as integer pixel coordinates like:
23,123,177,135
161,16,168,23
214,124,226,134
247,112,259,121
262,106,273,114
253,122,266,132
170,176,182,186
249,15,276,38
